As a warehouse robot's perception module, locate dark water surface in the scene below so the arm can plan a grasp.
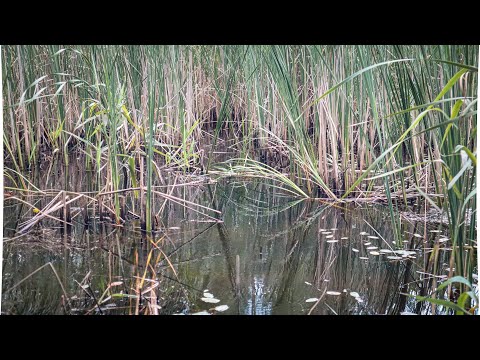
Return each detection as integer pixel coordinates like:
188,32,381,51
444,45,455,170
3,172,457,315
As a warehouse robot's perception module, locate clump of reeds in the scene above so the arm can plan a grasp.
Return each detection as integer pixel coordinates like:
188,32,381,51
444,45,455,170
2,45,477,303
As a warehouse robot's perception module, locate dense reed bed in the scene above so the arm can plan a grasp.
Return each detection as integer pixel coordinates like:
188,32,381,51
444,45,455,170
2,45,478,312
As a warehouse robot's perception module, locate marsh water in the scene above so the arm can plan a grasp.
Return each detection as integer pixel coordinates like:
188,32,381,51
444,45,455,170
2,161,455,315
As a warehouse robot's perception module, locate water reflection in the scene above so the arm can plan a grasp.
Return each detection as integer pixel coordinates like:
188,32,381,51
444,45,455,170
2,177,455,315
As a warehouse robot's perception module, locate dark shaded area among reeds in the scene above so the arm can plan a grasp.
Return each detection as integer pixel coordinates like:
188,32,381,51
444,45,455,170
2,45,478,312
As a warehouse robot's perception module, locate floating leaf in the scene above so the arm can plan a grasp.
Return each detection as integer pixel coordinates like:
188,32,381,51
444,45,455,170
414,234,423,238
203,292,214,298
306,298,319,302
439,238,449,243
359,257,369,260
326,291,342,296
326,235,334,239
350,292,360,298
379,249,393,253
400,312,417,315
192,311,210,315
387,256,403,260
366,246,378,250
368,236,379,239
370,251,380,255
352,248,359,252
305,281,312,286
360,232,369,235
201,297,220,303
395,250,416,256
364,242,372,246
327,240,339,243
214,305,229,312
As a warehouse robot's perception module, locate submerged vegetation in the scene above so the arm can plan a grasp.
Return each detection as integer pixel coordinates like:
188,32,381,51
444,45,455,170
2,45,478,314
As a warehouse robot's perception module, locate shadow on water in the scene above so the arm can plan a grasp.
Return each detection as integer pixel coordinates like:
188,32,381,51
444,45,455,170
2,165,456,315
